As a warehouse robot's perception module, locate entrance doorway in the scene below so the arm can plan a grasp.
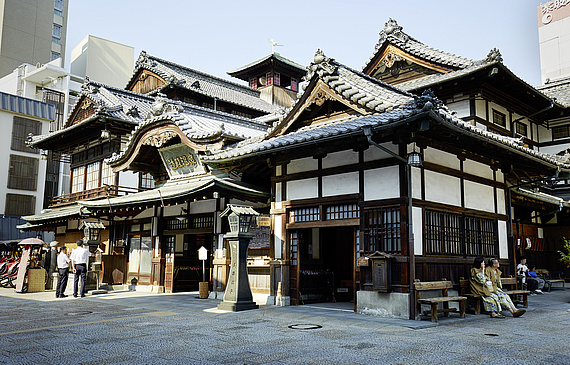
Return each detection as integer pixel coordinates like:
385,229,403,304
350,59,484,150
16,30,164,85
290,226,356,305
164,233,212,293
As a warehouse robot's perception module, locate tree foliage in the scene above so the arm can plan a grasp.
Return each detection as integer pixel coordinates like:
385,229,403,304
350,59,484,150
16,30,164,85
558,237,570,268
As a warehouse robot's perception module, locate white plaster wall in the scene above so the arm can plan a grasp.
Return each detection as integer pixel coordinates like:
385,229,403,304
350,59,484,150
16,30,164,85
495,169,504,183
464,180,495,213
475,98,486,120
322,150,359,169
424,171,461,207
275,165,282,176
274,215,283,259
363,142,398,162
190,199,216,214
413,206,423,255
463,159,493,180
275,182,282,203
118,171,139,189
423,147,459,170
447,100,470,118
364,166,400,201
286,178,318,200
322,172,359,197
497,188,506,215
498,220,508,259
287,157,318,174
411,167,421,199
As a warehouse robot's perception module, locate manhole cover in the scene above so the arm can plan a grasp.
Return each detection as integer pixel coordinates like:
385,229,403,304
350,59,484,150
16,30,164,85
288,324,322,330
67,311,93,316
484,333,499,336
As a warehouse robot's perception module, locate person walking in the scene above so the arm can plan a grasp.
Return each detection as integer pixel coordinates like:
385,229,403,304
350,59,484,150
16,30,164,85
55,247,70,298
70,240,91,298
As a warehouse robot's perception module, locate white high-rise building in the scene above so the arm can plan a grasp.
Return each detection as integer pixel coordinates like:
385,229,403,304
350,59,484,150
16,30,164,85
538,0,570,83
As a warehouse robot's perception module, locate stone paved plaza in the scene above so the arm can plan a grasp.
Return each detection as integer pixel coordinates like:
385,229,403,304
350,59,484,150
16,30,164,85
1,286,569,364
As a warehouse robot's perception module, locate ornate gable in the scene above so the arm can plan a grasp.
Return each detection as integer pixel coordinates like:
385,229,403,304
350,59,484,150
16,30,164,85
268,50,414,138
128,69,166,95
67,97,97,127
362,19,474,85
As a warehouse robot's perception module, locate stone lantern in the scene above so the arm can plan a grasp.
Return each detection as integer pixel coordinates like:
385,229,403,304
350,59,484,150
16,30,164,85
217,205,259,311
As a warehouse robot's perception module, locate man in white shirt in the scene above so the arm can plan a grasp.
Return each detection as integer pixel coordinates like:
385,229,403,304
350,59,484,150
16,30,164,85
517,257,544,294
70,240,92,298
55,247,70,298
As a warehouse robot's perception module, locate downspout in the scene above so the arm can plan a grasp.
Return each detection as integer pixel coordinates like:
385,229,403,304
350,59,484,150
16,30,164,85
362,126,416,320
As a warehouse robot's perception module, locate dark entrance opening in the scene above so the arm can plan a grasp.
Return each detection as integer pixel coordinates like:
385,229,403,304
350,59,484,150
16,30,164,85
173,233,211,292
291,226,355,304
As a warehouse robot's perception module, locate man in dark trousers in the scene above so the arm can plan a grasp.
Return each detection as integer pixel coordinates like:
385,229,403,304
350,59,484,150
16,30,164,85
70,240,91,298
55,246,70,298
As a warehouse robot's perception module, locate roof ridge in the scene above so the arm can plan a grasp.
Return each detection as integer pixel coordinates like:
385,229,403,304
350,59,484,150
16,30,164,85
362,19,476,71
138,51,263,96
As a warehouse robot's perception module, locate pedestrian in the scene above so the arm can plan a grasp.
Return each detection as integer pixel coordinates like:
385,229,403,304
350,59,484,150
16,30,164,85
55,246,70,298
70,239,92,298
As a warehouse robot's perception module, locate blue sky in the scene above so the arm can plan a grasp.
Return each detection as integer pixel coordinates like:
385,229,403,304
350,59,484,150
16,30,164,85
66,0,547,87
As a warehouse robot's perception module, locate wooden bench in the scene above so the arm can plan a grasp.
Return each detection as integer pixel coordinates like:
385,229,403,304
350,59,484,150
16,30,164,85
501,277,530,308
414,279,466,323
459,277,529,315
535,269,565,291
459,278,482,314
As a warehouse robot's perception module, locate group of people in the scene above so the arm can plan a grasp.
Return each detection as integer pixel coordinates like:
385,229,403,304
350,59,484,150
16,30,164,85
469,257,526,318
517,257,546,294
55,239,93,298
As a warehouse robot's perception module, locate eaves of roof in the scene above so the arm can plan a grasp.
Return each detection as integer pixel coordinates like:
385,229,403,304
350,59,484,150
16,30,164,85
228,52,307,76
79,175,269,209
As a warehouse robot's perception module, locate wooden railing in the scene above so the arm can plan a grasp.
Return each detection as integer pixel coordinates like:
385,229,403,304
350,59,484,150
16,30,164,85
49,185,144,207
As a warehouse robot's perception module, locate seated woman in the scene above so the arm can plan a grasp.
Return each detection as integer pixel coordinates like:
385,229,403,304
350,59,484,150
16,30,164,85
469,257,522,318
485,258,525,317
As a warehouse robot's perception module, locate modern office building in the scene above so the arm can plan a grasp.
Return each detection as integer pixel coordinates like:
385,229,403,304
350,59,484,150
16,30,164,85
0,0,68,78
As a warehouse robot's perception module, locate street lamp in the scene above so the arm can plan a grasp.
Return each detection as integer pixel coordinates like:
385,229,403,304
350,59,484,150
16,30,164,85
78,221,105,244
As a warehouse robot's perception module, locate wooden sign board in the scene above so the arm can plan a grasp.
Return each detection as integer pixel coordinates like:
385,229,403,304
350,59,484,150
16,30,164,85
257,216,270,227
357,256,369,267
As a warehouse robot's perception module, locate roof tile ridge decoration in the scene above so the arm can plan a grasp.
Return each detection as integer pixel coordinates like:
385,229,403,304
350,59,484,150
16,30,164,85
135,50,264,98
363,19,475,71
303,49,415,115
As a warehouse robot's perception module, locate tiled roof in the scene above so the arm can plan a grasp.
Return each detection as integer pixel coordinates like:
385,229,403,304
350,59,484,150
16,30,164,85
305,50,415,113
20,205,82,224
363,19,476,72
105,94,269,166
128,51,276,114
538,77,570,108
205,90,570,170
228,52,307,76
79,175,269,209
396,62,495,92
0,91,55,120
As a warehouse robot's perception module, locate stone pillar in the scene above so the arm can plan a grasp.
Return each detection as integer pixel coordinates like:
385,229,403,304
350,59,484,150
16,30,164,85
217,232,259,311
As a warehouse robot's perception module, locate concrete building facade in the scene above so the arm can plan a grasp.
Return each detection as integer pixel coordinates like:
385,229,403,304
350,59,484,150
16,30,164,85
0,0,69,79
538,0,570,83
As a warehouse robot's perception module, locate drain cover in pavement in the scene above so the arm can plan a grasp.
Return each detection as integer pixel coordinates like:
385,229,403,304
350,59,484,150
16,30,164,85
67,311,93,316
484,333,499,336
288,324,322,330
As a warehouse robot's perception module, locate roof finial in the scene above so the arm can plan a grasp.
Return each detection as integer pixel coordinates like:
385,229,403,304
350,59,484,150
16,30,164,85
268,38,284,54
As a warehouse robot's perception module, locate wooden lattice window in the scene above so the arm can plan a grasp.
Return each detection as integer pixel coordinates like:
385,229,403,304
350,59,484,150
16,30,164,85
492,109,506,128
8,155,38,191
289,207,320,223
12,117,41,153
425,209,497,257
363,206,401,254
191,215,214,229
465,216,497,257
5,193,36,216
325,204,360,220
425,210,462,255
